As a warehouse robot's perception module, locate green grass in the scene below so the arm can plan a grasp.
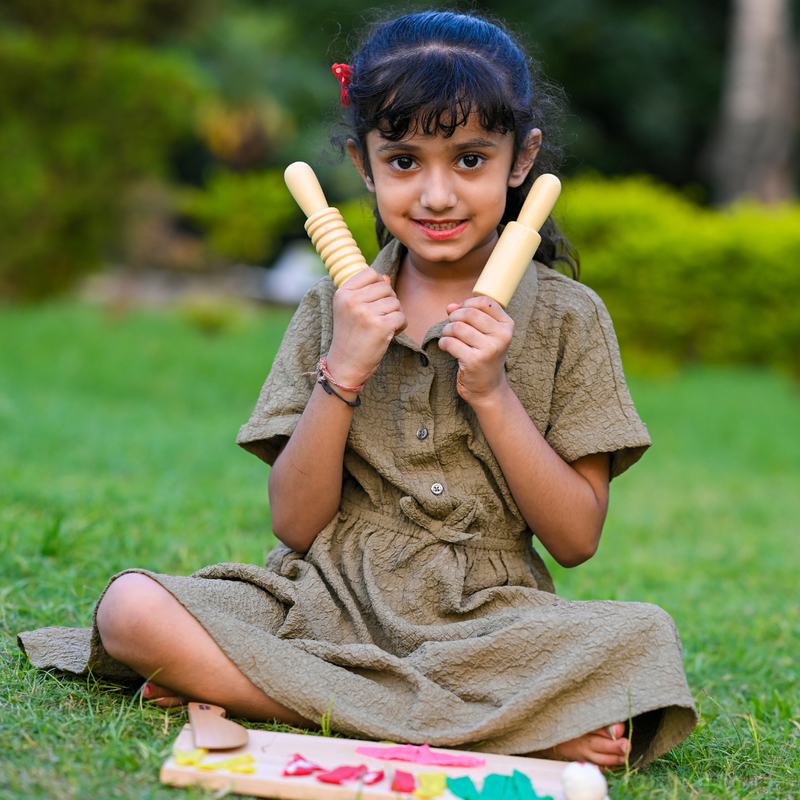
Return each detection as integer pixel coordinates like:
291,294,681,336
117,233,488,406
1,302,799,799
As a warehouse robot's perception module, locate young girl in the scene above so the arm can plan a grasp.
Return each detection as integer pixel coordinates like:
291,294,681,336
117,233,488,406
19,10,697,769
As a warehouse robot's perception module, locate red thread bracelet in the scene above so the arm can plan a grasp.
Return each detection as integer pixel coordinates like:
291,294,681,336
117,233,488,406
314,357,365,392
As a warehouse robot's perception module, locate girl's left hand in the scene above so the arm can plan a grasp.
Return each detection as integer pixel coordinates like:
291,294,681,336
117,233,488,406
439,296,513,405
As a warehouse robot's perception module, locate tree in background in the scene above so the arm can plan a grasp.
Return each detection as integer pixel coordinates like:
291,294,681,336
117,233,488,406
707,0,799,204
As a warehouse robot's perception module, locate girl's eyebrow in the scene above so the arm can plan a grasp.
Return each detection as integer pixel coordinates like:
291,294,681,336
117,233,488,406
451,137,500,151
375,137,500,153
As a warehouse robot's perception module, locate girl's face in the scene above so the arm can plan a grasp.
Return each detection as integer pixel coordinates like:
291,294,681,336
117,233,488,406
350,116,539,277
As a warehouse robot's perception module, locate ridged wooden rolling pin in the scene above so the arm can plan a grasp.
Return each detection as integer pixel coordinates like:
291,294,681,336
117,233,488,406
284,162,561,306
471,173,561,308
284,162,369,288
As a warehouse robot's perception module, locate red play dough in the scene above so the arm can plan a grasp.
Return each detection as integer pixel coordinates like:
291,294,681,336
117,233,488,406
391,770,417,793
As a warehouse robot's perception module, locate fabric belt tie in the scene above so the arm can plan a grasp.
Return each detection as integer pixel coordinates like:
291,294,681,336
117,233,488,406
398,496,485,544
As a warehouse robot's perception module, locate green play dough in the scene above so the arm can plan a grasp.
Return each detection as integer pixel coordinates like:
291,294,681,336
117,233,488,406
446,776,481,800
448,770,554,800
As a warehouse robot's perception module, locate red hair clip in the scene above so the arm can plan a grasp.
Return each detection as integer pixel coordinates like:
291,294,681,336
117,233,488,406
332,63,353,106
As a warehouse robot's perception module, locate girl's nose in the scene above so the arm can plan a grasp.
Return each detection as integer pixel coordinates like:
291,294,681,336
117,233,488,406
420,168,457,211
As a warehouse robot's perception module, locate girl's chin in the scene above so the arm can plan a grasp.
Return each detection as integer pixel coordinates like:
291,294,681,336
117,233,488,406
404,244,490,273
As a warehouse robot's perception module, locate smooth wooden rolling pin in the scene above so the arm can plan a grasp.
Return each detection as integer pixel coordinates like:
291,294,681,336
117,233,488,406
471,173,561,307
284,162,561,306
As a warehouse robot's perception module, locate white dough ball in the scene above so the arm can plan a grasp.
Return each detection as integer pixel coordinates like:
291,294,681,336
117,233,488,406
560,761,608,800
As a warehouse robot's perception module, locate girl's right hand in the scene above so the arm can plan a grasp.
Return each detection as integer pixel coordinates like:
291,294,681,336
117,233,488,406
326,269,407,387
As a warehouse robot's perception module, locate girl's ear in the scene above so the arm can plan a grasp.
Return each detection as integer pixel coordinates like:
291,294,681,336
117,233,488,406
508,128,542,188
347,139,375,192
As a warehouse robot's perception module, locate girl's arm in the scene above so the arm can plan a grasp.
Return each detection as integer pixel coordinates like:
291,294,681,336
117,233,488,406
268,270,406,552
439,296,609,567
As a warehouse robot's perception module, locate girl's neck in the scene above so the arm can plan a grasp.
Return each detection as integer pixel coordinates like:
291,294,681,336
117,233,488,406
394,232,498,345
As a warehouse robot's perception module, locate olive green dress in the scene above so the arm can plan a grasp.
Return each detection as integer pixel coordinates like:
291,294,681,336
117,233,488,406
18,240,697,766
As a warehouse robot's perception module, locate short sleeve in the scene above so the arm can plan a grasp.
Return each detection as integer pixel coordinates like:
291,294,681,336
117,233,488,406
544,286,651,479
236,279,334,465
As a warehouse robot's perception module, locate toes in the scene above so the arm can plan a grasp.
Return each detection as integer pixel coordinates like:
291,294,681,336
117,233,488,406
591,733,629,754
141,681,186,707
579,734,629,768
142,681,166,698
590,751,627,769
599,722,625,740
151,696,187,708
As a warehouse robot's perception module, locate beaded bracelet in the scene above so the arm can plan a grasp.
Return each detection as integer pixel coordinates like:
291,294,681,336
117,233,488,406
318,378,361,407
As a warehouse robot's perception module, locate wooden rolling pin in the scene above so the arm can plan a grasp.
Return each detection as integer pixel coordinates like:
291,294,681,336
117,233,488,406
471,173,561,307
284,162,369,288
284,162,561,306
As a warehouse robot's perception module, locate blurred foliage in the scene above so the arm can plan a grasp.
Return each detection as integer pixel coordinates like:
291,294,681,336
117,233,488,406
1,0,798,302
179,170,297,263
177,294,256,335
490,0,733,186
0,0,209,40
0,3,210,299
560,175,800,374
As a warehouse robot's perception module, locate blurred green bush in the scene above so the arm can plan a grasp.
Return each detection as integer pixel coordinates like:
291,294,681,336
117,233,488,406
179,169,297,263
560,175,800,374
0,29,206,299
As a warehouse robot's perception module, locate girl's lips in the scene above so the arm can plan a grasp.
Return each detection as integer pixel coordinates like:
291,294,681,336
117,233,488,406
413,219,468,240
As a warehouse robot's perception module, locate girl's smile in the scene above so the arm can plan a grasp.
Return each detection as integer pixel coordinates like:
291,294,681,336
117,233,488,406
413,218,468,239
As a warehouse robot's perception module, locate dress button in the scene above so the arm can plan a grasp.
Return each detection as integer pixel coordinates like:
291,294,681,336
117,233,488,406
431,482,444,495
416,427,429,440
420,353,429,367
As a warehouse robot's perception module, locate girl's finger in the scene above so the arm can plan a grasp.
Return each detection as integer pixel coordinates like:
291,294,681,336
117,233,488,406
460,295,512,323
342,277,397,305
442,318,510,355
447,305,509,336
338,267,387,291
441,320,489,350
384,310,408,334
437,335,475,364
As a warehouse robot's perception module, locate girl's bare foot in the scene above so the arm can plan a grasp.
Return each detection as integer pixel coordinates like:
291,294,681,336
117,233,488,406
142,680,186,709
528,722,630,769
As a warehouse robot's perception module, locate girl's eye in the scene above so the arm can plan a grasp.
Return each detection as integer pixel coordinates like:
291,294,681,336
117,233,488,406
457,154,485,169
390,156,417,171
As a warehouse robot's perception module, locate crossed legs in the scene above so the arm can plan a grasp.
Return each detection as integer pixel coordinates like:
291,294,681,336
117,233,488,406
96,573,629,767
95,573,311,726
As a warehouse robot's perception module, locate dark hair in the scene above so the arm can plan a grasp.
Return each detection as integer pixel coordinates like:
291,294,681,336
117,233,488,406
334,10,578,278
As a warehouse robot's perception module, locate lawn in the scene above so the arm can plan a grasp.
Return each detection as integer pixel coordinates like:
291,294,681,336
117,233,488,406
1,302,798,799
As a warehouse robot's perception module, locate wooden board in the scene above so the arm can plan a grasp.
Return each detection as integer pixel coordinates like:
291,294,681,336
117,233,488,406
160,727,568,799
